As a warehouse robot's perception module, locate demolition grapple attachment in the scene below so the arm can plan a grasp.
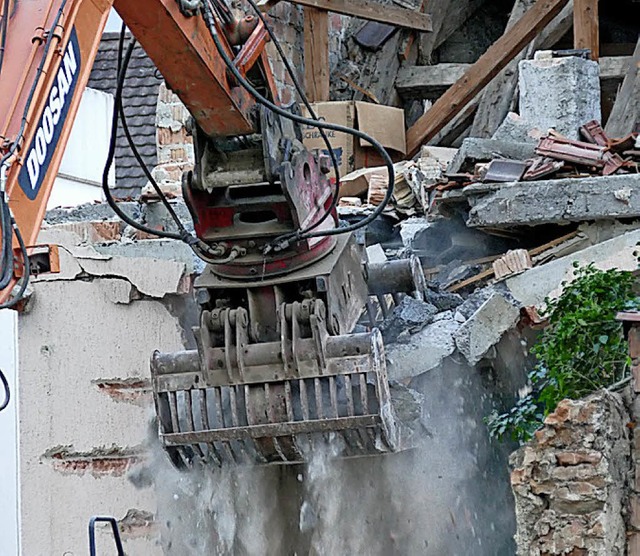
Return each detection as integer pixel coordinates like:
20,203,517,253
152,304,398,465
151,234,427,467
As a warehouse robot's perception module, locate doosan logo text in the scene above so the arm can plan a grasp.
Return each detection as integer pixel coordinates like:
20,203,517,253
18,29,80,200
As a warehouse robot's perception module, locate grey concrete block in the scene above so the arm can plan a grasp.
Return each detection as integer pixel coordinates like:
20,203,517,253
492,112,544,145
518,56,601,140
143,200,195,235
386,315,461,381
454,291,520,365
506,229,640,308
447,138,537,174
465,174,640,228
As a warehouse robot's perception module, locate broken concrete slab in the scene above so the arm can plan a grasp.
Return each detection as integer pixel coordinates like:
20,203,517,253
454,290,520,365
424,287,463,312
98,278,135,305
386,314,461,381
36,227,193,298
447,138,537,174
465,174,640,228
506,228,640,308
78,256,188,298
94,239,200,274
380,297,438,343
492,112,544,145
519,55,601,140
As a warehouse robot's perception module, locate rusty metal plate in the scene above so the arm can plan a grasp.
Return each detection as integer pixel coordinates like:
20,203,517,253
354,21,398,50
482,159,529,182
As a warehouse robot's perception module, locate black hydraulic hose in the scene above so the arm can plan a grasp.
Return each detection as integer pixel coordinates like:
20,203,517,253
201,0,395,249
0,367,10,412
240,0,341,235
105,25,238,262
102,38,182,241
0,216,31,309
115,28,190,238
0,192,14,290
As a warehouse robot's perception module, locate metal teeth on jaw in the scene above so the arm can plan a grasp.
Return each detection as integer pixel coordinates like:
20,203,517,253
153,328,398,467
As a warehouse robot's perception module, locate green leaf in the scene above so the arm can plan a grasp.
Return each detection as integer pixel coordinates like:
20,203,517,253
486,263,635,444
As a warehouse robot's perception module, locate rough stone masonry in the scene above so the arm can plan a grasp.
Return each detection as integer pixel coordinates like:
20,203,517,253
510,391,630,556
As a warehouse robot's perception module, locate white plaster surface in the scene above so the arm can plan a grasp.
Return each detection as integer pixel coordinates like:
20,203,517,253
0,310,19,556
18,248,187,554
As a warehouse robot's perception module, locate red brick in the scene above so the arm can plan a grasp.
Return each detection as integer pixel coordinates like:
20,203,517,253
556,451,602,466
510,468,526,486
634,365,640,394
544,400,572,425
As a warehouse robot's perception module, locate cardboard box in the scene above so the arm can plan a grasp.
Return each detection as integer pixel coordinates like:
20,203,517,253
301,101,406,182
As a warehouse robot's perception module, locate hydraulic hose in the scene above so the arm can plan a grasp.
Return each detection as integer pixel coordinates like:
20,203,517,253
201,0,396,251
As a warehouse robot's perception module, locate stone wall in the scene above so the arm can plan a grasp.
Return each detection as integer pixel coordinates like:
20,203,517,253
626,324,640,555
510,392,631,555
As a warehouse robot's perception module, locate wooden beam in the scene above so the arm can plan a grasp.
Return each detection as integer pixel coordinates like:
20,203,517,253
396,63,470,97
397,56,631,98
406,0,570,157
605,37,640,138
259,0,432,32
468,0,535,138
469,0,573,137
303,7,330,102
599,56,634,81
427,98,479,146
573,0,599,60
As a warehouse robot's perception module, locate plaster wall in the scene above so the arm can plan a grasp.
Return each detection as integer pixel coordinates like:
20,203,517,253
0,310,19,556
16,228,191,555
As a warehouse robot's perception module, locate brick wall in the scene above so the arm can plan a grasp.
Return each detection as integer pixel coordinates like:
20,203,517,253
152,83,194,189
264,3,305,105
150,9,348,190
509,319,640,556
626,324,640,555
510,392,630,555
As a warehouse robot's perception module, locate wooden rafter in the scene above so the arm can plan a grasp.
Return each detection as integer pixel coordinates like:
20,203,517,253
405,0,570,157
303,7,330,102
258,0,432,32
573,0,599,60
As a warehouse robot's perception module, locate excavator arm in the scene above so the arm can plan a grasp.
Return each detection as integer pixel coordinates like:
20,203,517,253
0,0,271,305
1,0,420,466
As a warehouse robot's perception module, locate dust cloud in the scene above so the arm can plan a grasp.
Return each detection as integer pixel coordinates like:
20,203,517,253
131,357,516,555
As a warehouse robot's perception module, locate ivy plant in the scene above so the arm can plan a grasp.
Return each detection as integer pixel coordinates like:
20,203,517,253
487,263,639,443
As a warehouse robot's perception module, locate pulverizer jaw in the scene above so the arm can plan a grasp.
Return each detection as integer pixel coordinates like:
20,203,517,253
151,299,400,467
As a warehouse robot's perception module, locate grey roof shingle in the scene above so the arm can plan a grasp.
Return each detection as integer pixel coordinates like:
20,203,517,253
88,32,162,197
